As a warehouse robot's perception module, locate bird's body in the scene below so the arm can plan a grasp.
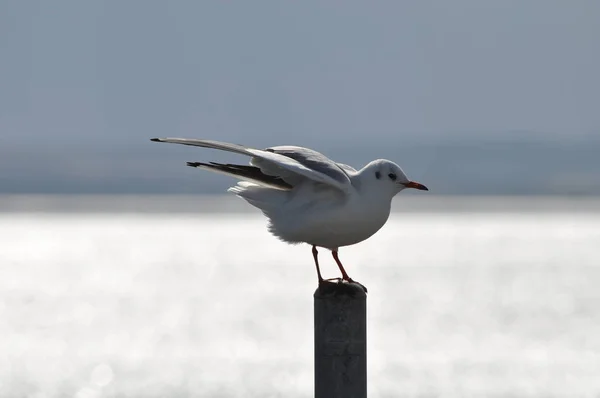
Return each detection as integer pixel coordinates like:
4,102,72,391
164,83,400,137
151,138,428,289
248,175,392,250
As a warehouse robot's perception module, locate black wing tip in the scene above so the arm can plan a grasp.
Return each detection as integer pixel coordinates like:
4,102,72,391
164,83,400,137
150,138,163,142
186,162,202,167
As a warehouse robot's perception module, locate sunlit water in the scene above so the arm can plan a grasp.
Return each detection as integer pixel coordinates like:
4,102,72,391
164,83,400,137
1,196,600,397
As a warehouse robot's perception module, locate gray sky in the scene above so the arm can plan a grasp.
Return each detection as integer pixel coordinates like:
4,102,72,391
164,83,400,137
1,1,599,193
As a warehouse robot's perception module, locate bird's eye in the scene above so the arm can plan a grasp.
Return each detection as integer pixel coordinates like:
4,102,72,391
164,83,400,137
388,173,397,181
375,171,381,179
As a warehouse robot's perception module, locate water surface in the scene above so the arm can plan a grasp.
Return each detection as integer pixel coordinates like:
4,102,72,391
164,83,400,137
1,196,599,397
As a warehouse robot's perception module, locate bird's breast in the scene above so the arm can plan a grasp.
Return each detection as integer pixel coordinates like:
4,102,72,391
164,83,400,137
297,196,392,249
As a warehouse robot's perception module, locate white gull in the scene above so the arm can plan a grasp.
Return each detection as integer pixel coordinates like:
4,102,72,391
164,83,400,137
151,138,428,291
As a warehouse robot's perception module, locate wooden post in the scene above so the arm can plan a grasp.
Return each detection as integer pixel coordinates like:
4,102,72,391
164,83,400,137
314,281,367,398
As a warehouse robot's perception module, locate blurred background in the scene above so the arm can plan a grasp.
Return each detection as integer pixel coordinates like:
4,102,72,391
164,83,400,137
2,0,599,195
1,1,599,397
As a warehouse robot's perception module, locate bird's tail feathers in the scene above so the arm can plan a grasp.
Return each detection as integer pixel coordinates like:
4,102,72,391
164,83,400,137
228,181,287,215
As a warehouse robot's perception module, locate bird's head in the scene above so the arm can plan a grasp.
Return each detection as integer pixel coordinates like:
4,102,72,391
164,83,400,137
359,159,428,197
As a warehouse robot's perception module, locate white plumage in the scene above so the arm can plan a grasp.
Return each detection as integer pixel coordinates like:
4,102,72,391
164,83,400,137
151,137,428,290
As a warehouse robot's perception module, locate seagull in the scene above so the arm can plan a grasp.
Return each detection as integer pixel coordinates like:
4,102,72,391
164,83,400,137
151,138,428,291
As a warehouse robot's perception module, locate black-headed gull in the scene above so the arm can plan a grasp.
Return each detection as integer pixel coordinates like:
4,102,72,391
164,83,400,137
151,138,428,291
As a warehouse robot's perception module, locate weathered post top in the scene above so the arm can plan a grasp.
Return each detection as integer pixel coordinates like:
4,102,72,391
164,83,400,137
314,281,367,398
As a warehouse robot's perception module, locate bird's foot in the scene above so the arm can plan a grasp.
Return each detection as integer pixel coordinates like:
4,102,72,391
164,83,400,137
345,278,368,293
317,277,341,289
318,277,367,293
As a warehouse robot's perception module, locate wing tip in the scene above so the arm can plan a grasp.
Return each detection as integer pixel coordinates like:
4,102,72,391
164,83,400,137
186,162,201,167
150,138,163,142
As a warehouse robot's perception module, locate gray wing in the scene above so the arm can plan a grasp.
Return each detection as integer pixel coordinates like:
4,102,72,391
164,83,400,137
151,138,352,193
263,145,353,186
335,162,358,175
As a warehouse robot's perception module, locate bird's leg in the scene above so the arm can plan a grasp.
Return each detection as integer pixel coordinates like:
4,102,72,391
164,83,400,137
332,250,367,292
331,250,352,281
312,245,325,284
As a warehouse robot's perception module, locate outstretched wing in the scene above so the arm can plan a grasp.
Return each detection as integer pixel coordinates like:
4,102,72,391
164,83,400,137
260,145,352,186
186,161,293,191
151,138,352,193
334,162,358,176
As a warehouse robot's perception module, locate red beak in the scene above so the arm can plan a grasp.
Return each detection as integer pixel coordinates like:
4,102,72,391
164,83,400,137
402,181,429,191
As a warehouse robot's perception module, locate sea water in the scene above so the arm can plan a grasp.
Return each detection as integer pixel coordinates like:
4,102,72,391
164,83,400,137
1,196,599,397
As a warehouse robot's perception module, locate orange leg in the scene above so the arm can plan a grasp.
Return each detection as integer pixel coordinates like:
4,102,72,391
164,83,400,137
312,245,324,283
332,250,352,281
332,250,367,292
